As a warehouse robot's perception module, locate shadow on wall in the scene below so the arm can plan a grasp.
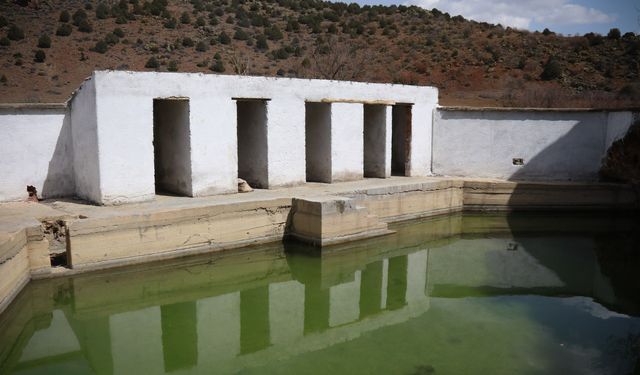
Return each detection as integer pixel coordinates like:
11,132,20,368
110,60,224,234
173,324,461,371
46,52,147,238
41,113,75,199
435,110,638,182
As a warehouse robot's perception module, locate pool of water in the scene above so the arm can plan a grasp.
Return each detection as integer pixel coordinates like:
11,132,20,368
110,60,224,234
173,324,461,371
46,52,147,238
1,212,639,375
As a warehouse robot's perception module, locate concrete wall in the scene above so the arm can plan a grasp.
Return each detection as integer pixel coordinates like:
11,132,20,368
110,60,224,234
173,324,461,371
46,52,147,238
237,100,268,189
0,106,74,202
433,108,638,181
153,99,192,196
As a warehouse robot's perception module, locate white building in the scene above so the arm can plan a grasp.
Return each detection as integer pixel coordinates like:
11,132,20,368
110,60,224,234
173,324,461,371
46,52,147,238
0,71,636,205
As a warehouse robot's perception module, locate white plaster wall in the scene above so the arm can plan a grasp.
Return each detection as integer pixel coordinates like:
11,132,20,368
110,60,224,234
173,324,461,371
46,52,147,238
93,78,155,204
331,103,364,182
70,78,101,203
268,280,305,345
432,109,635,181
267,98,306,187
190,96,237,197
89,71,437,204
410,102,435,177
363,105,392,178
196,293,240,366
329,270,361,327
0,108,74,201
110,306,164,374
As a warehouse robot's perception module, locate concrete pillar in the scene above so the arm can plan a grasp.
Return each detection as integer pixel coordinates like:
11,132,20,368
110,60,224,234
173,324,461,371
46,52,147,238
409,102,435,177
363,105,392,178
329,270,361,327
189,97,237,196
331,103,364,182
110,306,164,374
196,293,240,366
269,280,304,345
406,250,429,305
266,98,306,188
305,102,364,183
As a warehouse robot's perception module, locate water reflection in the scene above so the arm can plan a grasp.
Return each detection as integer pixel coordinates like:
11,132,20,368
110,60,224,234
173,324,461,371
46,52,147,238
1,212,639,375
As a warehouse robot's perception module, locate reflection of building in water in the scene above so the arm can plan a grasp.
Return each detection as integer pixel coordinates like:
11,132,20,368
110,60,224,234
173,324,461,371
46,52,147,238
1,247,431,374
0,220,626,374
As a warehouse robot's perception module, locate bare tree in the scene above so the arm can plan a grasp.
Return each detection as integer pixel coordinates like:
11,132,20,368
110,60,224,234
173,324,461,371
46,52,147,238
228,50,250,75
309,36,371,81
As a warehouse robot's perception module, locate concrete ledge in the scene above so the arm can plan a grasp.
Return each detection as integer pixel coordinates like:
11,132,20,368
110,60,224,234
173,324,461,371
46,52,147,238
438,106,640,113
463,180,638,211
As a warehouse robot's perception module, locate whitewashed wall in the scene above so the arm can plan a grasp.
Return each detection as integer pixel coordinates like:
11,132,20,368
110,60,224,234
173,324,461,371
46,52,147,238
0,106,74,202
433,108,638,181
84,71,438,204
5,71,635,205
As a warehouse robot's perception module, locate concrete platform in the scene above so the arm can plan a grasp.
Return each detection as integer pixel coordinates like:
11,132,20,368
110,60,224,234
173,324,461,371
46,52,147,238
0,176,638,314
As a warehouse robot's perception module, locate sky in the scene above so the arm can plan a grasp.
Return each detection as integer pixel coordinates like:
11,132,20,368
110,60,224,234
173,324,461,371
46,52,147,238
351,0,640,36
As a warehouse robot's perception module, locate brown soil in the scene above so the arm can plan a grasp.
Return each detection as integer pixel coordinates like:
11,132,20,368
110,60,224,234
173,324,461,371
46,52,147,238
0,0,639,107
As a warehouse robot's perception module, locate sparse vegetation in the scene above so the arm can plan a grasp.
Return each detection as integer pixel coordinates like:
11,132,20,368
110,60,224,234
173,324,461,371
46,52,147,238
210,59,225,73
56,24,73,37
167,60,179,72
218,31,230,44
59,10,70,23
77,19,93,33
195,40,208,52
37,34,51,48
0,0,638,107
34,50,46,63
113,28,125,38
180,11,191,24
96,3,110,19
540,57,562,81
92,40,109,53
607,28,621,40
72,9,87,26
145,56,160,69
104,33,119,45
7,25,24,41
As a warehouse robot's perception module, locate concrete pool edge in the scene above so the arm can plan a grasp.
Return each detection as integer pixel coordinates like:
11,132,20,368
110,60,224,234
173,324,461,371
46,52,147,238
0,177,638,314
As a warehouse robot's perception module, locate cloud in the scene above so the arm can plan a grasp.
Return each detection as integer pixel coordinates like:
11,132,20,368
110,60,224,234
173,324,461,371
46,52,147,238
405,0,616,30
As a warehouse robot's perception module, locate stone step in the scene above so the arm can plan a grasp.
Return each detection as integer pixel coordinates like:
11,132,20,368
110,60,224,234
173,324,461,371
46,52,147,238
287,195,394,247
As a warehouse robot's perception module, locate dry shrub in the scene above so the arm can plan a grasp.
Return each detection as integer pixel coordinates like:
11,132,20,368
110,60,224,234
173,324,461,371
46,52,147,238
600,120,640,184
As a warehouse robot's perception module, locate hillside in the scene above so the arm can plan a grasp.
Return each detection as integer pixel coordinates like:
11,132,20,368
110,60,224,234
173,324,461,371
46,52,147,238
0,0,639,107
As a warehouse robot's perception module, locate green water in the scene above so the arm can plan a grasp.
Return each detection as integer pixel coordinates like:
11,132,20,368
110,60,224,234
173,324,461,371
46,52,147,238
1,212,639,375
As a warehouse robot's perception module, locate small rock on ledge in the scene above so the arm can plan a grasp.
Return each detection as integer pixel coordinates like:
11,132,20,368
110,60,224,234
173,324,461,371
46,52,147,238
238,178,253,193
